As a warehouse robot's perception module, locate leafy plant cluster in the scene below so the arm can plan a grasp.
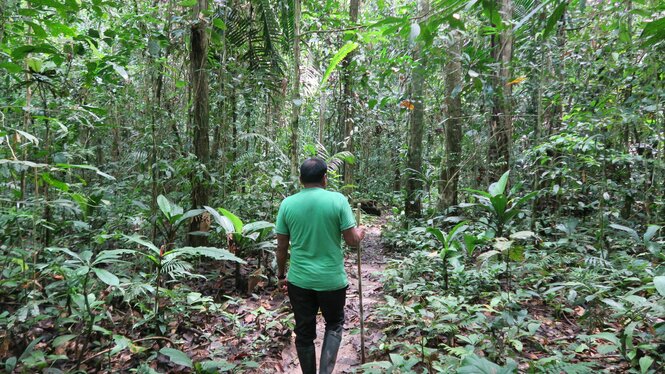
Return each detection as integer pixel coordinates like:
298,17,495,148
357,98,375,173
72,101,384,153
373,171,665,373
0,193,280,372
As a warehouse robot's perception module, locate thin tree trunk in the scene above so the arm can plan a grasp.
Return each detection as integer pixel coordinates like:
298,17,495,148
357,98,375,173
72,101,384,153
318,92,326,144
404,0,429,218
487,0,513,181
341,0,360,186
188,0,210,246
438,30,462,210
289,0,301,178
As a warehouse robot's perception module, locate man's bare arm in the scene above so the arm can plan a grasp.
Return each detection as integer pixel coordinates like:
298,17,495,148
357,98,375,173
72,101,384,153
342,226,365,248
276,233,290,278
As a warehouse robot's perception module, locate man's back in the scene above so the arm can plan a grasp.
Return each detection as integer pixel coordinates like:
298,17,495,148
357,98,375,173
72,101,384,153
275,187,355,291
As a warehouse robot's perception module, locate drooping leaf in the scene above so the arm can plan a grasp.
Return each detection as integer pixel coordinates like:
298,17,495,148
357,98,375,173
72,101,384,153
174,209,205,227
123,234,160,254
157,195,172,218
543,1,568,39
176,247,246,264
609,223,640,242
320,42,359,87
41,172,69,192
204,206,235,234
54,163,115,180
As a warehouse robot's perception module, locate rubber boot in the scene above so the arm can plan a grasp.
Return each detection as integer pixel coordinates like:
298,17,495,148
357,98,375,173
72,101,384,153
319,327,342,374
296,344,316,374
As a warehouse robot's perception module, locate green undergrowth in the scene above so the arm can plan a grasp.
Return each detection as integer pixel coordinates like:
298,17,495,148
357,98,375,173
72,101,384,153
368,219,664,373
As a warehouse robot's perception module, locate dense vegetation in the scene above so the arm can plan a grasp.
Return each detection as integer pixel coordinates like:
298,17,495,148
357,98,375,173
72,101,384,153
1,0,664,372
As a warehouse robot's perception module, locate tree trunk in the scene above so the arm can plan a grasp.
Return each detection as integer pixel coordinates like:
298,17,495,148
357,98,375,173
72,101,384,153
341,0,360,186
404,0,429,218
289,0,302,178
487,0,513,181
188,0,210,247
438,30,463,210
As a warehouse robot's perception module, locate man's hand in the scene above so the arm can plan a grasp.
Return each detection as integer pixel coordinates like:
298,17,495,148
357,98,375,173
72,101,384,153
278,277,288,293
342,226,366,247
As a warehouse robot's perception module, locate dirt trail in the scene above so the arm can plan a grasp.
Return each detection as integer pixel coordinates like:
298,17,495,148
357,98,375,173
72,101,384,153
279,219,387,373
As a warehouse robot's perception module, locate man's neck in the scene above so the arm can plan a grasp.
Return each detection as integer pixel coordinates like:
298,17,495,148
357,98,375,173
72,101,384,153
303,183,325,189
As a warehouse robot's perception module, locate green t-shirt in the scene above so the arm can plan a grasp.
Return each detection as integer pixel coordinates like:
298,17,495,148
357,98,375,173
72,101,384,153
275,187,356,291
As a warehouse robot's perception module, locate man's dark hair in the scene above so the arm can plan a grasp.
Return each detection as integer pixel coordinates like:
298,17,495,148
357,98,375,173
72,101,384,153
300,158,328,183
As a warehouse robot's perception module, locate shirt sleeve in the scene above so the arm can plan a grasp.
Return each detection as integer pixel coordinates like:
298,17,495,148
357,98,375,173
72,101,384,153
339,196,356,231
275,202,289,235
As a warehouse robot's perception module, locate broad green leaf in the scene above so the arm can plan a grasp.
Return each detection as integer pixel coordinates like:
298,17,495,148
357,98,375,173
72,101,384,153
427,227,446,245
490,194,508,216
0,62,22,73
446,222,469,245
52,335,77,347
11,44,58,59
489,170,510,196
93,249,136,266
159,347,192,368
602,298,625,312
243,221,275,234
478,250,501,263
204,206,235,234
157,195,171,218
55,163,115,180
47,247,83,262
93,268,120,287
16,129,40,145
176,247,246,264
212,18,226,30
543,1,568,39
508,245,525,262
509,231,535,240
111,63,129,81
41,173,69,192
654,276,665,297
18,337,43,361
457,353,517,374
609,223,640,242
174,208,205,227
219,208,243,233
643,225,661,242
321,42,359,87
123,234,160,253
639,356,654,374
463,188,492,198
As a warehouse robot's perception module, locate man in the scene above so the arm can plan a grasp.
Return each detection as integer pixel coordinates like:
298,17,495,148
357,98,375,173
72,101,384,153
275,158,365,374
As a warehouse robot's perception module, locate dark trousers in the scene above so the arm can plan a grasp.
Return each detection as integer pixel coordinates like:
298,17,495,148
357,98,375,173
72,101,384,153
287,282,347,348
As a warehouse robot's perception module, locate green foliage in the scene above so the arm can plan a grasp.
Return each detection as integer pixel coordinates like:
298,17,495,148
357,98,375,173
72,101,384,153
464,170,537,237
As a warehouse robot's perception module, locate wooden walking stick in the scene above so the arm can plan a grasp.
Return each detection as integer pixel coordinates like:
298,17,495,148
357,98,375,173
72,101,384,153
356,203,366,364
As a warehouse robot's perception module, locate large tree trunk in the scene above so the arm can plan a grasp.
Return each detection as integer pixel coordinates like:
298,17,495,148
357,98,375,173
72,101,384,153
438,30,463,210
188,0,210,246
487,0,513,181
289,0,301,178
404,0,429,218
341,0,360,186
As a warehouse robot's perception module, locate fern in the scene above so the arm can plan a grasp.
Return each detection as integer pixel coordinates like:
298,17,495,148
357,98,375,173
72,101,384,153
320,41,359,87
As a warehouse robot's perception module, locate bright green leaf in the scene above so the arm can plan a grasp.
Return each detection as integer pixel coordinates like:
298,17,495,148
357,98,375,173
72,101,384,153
159,347,193,368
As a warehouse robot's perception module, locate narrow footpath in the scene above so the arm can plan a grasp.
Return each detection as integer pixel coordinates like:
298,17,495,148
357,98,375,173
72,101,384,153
279,218,387,373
